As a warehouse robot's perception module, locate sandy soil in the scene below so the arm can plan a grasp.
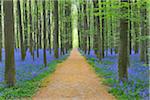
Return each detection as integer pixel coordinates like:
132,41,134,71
33,49,115,100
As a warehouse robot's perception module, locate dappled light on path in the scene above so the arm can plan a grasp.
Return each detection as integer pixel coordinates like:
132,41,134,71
33,49,115,100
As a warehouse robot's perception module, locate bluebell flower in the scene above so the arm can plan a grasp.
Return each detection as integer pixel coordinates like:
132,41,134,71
84,49,149,99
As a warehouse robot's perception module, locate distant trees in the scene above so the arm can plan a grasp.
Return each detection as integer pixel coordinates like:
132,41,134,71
140,1,149,64
4,0,16,87
0,0,74,87
78,0,149,82
6,0,72,61
0,0,149,87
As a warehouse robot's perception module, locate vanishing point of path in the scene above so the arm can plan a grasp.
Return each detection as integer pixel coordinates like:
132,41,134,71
33,49,115,100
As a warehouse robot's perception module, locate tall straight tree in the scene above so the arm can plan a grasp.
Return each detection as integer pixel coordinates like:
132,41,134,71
35,0,39,58
93,0,102,60
0,0,2,61
43,0,47,67
78,4,81,49
29,0,34,59
133,0,139,54
140,1,149,64
83,0,88,54
129,0,132,55
59,1,64,55
23,0,28,55
17,0,26,61
4,0,16,87
48,0,51,54
101,0,105,58
118,0,129,82
140,2,145,62
53,0,59,58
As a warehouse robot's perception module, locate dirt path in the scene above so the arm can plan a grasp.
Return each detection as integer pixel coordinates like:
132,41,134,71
33,49,115,100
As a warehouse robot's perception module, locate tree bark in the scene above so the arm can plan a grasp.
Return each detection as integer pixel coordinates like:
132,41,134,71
4,0,16,87
43,1,47,67
53,0,59,58
118,0,129,82
17,0,26,61
93,0,102,60
101,0,105,58
29,0,34,60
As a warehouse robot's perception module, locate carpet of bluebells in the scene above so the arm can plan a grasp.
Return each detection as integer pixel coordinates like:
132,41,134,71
84,49,149,100
0,49,67,87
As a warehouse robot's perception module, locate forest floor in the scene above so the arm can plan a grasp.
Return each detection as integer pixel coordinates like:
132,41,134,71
33,49,115,100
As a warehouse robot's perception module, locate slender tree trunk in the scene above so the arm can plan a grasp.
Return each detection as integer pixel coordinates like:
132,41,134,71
88,35,90,55
39,14,42,49
48,0,51,54
83,0,88,54
110,0,113,55
23,0,28,55
133,0,139,54
101,0,105,58
93,0,102,60
60,1,63,55
140,6,145,62
129,0,132,54
35,0,39,58
140,1,148,64
118,0,129,82
4,0,16,87
78,4,82,49
54,0,59,58
17,0,26,61
43,1,47,67
29,0,34,59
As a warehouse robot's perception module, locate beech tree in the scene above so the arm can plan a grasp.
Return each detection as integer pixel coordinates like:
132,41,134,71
118,0,129,82
53,0,59,58
93,0,102,60
43,0,47,67
17,0,26,61
4,0,16,87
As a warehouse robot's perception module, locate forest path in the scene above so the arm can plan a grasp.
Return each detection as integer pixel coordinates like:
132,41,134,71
33,49,115,100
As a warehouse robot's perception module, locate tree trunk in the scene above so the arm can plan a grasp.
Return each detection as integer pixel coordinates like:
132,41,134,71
93,0,102,60
23,0,28,55
83,0,88,54
129,0,132,54
54,0,59,58
35,0,39,58
43,1,47,67
48,0,51,54
4,0,16,87
118,0,129,82
101,0,105,58
17,0,26,61
29,0,34,60
88,35,90,55
133,0,139,54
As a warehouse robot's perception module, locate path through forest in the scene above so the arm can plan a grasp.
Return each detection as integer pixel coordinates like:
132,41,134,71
33,49,115,100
